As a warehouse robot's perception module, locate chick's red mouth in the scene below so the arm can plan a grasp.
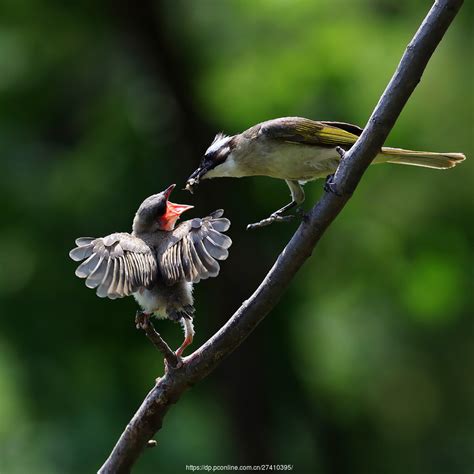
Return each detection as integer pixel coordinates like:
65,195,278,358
159,184,194,231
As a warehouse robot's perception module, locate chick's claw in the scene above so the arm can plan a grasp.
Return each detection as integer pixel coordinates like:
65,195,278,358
164,355,183,372
135,310,151,329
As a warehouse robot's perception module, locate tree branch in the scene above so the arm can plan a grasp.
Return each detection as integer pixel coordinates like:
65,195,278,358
98,1,464,472
141,320,180,369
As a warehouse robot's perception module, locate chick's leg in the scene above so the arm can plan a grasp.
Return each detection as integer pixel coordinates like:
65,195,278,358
176,317,195,357
247,180,305,230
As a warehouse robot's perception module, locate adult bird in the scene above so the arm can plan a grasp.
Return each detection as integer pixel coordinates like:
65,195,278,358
185,117,466,229
69,184,232,357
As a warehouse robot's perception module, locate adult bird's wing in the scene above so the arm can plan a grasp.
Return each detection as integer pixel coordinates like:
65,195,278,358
69,233,158,299
157,210,232,285
253,116,363,147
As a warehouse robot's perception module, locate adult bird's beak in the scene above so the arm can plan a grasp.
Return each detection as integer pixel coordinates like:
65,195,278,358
185,166,207,194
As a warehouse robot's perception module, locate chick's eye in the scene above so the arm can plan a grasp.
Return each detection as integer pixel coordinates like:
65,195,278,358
154,201,167,217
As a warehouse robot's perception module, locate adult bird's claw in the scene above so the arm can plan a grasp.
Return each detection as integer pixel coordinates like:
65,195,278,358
247,213,295,230
335,146,347,160
294,207,305,216
324,174,343,197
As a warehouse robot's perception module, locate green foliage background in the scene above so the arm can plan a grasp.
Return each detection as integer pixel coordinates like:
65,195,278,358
0,1,472,473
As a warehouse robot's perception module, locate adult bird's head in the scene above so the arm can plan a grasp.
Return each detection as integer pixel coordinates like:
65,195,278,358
185,133,237,193
133,184,194,234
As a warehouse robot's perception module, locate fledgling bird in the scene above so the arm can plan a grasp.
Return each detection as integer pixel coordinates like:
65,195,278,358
186,117,466,228
69,184,232,357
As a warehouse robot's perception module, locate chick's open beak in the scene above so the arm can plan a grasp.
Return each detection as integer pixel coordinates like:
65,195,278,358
160,184,193,231
164,183,194,215
166,202,194,215
164,183,176,198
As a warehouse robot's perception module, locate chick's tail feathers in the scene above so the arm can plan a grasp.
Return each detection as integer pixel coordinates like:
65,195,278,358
376,147,466,169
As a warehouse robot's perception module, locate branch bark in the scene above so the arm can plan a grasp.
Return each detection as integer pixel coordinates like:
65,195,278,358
98,1,464,472
141,319,180,369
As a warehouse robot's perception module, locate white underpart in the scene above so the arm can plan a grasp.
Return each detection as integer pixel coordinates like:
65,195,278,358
133,281,194,318
133,282,194,319
206,155,239,178
206,139,342,181
133,289,167,318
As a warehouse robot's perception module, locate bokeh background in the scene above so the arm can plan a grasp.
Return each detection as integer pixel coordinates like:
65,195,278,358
0,0,472,473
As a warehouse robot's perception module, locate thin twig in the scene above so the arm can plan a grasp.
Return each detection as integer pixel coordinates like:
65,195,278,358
98,1,464,472
142,320,180,369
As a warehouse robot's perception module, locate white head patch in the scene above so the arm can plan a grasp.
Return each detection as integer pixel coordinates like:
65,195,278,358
206,133,232,155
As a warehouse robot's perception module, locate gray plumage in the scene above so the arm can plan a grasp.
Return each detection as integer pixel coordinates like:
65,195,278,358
70,211,231,301
69,188,232,355
70,232,158,300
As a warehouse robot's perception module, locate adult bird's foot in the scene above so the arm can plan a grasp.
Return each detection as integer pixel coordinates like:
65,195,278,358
135,310,151,329
324,146,346,197
247,212,296,230
335,146,347,160
294,207,305,217
324,146,347,196
324,174,343,197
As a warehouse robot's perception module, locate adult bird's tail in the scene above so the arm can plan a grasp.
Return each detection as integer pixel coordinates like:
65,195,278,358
376,147,466,169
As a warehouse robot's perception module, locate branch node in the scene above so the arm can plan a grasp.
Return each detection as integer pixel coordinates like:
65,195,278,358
164,356,184,373
139,318,181,369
